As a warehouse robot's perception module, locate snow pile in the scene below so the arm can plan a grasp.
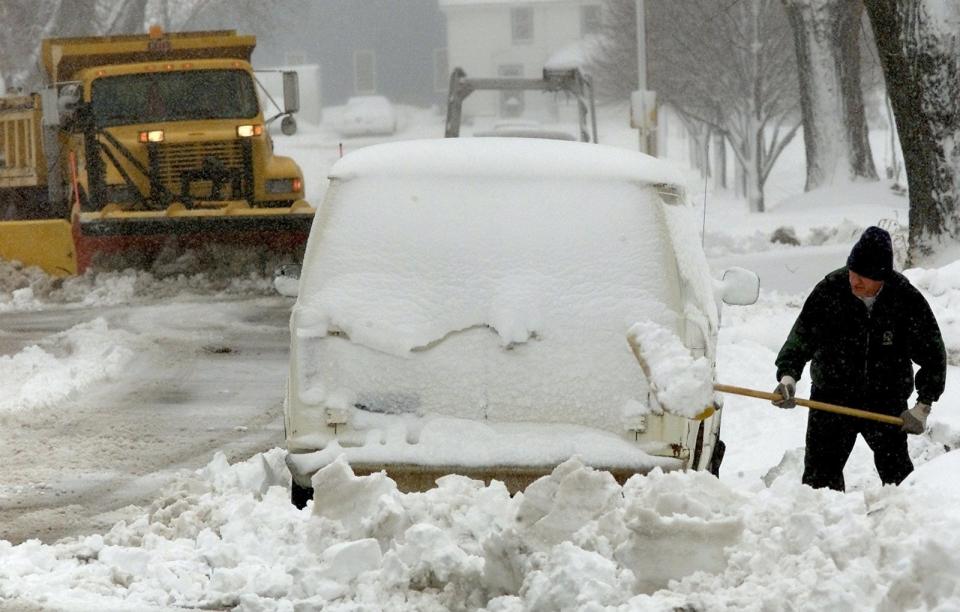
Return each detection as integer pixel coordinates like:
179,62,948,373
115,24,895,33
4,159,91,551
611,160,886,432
703,219,866,258
905,261,960,365
5,450,960,611
0,318,138,414
700,177,909,260
0,258,277,311
627,320,713,417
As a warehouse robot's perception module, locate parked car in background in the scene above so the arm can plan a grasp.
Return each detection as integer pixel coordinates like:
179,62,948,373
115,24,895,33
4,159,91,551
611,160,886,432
282,138,758,507
336,95,397,137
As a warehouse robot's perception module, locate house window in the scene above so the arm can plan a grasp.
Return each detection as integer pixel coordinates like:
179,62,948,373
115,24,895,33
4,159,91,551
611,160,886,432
354,50,376,94
581,5,601,36
498,64,524,117
434,48,448,93
511,7,534,43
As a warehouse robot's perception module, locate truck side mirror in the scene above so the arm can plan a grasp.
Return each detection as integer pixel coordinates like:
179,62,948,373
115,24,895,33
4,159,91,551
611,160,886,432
282,71,300,115
58,83,82,115
718,267,759,306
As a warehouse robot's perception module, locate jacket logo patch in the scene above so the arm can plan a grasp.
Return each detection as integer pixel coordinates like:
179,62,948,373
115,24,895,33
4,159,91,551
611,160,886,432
882,331,894,346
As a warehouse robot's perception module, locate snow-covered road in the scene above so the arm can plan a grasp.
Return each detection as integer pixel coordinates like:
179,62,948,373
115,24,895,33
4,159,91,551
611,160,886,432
0,297,292,544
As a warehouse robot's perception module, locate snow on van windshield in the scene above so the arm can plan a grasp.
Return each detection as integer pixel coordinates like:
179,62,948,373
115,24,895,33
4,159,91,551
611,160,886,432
294,175,686,435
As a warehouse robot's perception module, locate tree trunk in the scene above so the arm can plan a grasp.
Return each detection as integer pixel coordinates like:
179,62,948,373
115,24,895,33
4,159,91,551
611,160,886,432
682,116,709,175
713,130,727,189
703,128,712,182
735,154,746,198
865,0,960,265
783,0,878,191
750,124,765,212
748,1,765,213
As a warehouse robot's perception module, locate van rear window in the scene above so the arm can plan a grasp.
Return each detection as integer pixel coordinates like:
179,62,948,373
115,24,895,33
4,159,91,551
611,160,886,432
294,177,683,429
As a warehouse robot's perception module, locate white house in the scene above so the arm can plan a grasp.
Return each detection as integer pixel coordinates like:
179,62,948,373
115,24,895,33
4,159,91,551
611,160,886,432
439,0,602,121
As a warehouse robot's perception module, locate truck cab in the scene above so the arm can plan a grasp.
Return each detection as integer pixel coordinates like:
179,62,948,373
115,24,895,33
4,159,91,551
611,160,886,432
44,29,305,213
0,28,314,276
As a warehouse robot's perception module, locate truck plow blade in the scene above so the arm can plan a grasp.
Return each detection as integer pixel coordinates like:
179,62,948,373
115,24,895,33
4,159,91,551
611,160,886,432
0,202,315,276
0,219,77,276
74,202,315,273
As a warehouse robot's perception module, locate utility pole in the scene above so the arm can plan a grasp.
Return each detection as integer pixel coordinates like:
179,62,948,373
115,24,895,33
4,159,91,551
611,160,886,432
636,0,647,97
631,0,657,156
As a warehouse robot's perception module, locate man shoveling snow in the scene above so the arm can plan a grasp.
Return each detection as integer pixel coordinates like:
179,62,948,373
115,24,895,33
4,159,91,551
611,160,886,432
772,226,946,491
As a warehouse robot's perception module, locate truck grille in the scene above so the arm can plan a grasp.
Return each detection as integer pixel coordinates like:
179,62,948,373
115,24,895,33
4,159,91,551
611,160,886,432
151,140,251,201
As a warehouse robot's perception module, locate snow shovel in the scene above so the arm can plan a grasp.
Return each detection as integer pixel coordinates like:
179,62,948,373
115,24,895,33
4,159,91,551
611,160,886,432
713,384,904,427
625,326,902,427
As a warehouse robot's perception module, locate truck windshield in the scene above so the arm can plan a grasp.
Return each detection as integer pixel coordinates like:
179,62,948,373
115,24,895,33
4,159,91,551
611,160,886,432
91,69,259,126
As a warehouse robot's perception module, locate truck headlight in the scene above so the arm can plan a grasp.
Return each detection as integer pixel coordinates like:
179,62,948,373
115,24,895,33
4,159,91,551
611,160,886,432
138,130,164,143
266,178,302,194
237,124,263,137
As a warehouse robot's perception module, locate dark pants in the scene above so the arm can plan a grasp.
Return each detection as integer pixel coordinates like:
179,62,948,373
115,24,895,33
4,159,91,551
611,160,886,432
802,393,912,491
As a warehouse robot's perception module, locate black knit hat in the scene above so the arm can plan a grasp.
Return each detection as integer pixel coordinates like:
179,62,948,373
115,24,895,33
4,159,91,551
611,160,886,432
847,226,893,281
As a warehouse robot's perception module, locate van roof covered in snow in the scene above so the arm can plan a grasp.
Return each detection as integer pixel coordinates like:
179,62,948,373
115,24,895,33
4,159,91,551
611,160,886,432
328,138,686,187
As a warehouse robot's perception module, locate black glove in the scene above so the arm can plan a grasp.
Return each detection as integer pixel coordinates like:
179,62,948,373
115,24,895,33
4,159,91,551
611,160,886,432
900,402,931,434
772,375,796,409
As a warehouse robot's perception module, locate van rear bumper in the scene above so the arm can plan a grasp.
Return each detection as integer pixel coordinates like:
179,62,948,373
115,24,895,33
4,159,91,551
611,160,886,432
285,451,685,494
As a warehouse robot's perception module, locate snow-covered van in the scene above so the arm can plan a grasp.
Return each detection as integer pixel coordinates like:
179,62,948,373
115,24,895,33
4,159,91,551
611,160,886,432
283,138,757,506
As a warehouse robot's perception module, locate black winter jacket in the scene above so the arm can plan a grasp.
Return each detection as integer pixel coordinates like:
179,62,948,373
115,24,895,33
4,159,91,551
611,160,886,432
776,267,946,409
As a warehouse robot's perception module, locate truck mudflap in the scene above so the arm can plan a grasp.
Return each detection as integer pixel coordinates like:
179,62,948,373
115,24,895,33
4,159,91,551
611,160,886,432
285,455,686,494
72,199,315,272
0,218,77,276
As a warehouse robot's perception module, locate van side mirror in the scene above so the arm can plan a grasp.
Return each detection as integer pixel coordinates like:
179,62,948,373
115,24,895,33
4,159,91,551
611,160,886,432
719,267,759,305
273,263,301,298
282,71,300,115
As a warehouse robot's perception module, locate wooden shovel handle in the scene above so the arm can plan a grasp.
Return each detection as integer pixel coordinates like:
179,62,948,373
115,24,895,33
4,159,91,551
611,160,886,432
713,383,904,427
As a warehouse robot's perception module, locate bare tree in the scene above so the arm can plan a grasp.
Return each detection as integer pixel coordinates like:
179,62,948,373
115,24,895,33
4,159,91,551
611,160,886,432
864,0,960,266
588,0,640,101
589,0,801,212
0,1,63,90
0,0,281,89
782,0,878,191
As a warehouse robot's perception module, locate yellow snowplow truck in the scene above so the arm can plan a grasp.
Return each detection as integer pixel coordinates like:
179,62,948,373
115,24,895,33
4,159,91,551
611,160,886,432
0,28,314,276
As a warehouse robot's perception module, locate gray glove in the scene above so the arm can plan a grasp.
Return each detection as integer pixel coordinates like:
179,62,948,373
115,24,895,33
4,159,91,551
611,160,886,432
772,375,796,409
900,402,931,434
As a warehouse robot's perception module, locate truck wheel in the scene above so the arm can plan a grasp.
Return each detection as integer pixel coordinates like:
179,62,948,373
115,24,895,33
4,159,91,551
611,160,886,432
291,482,313,509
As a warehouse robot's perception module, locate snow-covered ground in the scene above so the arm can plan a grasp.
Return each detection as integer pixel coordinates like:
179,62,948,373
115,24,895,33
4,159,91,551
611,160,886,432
2,105,959,610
